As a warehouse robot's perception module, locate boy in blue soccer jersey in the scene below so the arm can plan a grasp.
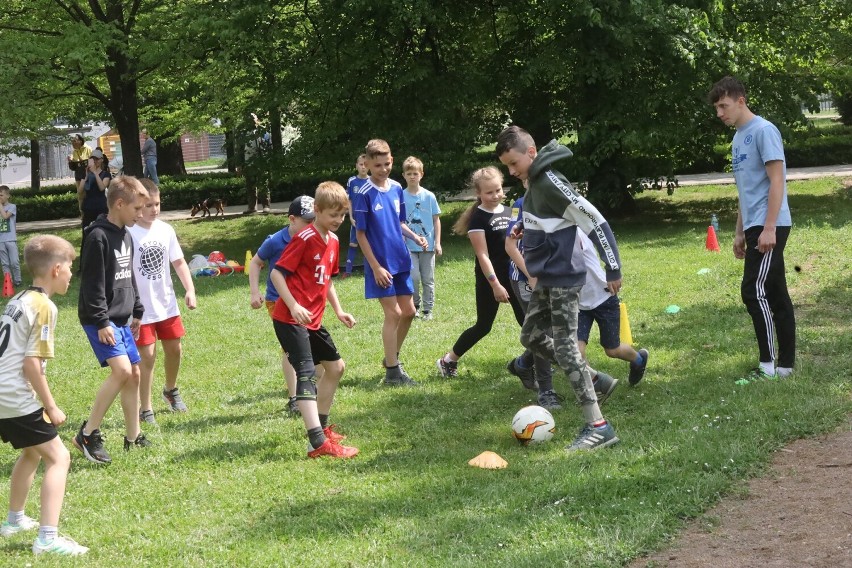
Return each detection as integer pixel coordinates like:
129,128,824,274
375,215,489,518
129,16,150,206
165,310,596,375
401,156,441,320
342,154,370,278
709,76,795,382
352,139,428,386
249,196,322,415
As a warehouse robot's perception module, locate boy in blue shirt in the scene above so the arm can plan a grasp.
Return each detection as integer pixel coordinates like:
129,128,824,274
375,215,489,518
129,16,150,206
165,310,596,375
342,154,370,278
402,156,442,320
249,196,320,414
352,139,427,386
709,76,795,382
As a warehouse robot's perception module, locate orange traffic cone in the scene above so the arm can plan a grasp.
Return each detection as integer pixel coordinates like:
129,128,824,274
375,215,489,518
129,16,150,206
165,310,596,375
705,225,721,252
2,273,14,298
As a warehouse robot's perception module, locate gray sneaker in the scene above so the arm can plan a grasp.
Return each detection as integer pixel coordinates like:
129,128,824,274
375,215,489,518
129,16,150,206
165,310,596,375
162,388,188,412
566,423,619,452
537,389,564,410
139,409,156,425
383,365,419,386
593,372,619,404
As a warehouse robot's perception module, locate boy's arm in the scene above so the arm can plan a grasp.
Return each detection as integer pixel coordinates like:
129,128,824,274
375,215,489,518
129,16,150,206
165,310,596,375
270,268,312,325
758,160,785,253
0,205,12,220
79,235,111,329
401,222,427,249
248,254,267,309
433,214,442,256
355,230,392,287
171,257,197,310
22,356,66,426
326,282,356,328
733,207,746,259
504,237,532,281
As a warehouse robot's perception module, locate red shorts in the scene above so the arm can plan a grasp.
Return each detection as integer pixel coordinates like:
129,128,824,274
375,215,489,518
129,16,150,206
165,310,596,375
136,315,186,346
266,300,276,318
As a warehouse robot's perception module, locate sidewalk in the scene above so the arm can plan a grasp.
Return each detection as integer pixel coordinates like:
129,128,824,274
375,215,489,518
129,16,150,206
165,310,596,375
16,164,852,234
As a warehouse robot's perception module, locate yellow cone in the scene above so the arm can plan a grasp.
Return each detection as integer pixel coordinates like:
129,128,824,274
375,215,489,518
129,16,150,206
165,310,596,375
244,250,252,272
468,451,508,469
620,302,633,346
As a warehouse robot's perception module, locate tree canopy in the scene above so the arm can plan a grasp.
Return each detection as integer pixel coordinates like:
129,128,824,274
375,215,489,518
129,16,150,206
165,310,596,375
1,0,849,208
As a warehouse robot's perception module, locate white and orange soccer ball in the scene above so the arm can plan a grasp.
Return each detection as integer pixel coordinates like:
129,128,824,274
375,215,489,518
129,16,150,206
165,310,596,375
511,405,556,445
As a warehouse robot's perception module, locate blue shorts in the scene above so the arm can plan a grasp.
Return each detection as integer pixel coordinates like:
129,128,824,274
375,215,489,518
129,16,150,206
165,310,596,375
364,269,414,299
83,323,142,367
577,295,621,349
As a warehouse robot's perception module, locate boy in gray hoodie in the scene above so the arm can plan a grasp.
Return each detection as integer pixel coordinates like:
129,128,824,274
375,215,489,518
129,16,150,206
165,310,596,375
497,126,622,452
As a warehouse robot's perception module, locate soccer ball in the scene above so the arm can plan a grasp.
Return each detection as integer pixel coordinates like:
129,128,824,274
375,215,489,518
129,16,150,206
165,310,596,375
511,405,556,445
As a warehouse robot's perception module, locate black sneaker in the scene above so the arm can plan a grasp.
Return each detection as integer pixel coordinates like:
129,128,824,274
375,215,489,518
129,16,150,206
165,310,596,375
506,358,538,391
628,349,649,386
593,372,619,405
287,397,301,417
436,355,458,378
73,422,111,465
123,433,152,451
537,389,564,410
383,365,419,386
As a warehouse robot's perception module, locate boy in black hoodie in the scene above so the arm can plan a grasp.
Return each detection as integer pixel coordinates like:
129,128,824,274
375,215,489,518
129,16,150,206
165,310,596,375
74,177,149,465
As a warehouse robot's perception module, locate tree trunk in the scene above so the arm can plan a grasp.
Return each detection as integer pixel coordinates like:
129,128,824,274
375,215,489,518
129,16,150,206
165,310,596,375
157,135,186,176
29,139,40,191
104,46,142,177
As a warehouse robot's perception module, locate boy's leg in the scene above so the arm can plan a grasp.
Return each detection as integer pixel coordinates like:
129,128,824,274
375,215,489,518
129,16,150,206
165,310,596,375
548,287,604,424
420,251,436,315
378,296,404,366
8,243,21,284
394,294,417,353
119,363,142,441
344,227,359,275
317,359,345,416
30,438,71,529
767,226,796,370
137,343,156,413
0,242,10,279
84,355,135,433
409,252,422,312
7,448,41,519
161,338,182,392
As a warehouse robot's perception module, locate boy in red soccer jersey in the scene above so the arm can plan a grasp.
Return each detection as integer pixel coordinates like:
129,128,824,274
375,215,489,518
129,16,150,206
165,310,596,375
270,181,359,458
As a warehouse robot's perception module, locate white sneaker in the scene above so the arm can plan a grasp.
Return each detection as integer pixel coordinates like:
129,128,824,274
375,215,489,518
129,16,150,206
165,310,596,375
32,535,89,556
0,515,39,536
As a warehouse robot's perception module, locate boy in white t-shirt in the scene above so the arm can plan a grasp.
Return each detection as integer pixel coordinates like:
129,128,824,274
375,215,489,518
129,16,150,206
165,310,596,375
128,179,197,423
576,231,648,387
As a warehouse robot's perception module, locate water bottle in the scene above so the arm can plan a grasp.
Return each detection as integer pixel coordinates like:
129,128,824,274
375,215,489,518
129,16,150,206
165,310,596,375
711,214,719,233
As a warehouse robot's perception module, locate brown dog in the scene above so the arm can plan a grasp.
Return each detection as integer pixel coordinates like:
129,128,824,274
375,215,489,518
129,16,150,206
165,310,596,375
190,198,225,218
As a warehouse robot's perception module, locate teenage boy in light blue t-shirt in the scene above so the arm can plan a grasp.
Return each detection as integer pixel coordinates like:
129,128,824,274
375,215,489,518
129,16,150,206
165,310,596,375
709,76,795,383
401,156,441,320
352,139,427,387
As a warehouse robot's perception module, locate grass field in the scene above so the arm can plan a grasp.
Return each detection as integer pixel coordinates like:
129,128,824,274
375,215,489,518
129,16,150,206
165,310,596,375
1,178,850,566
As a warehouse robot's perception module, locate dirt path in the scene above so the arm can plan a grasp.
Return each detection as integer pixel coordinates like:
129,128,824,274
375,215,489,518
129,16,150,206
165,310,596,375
631,419,852,567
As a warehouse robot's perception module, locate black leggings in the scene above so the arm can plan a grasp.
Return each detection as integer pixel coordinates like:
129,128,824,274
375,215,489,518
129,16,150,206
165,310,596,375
452,269,525,358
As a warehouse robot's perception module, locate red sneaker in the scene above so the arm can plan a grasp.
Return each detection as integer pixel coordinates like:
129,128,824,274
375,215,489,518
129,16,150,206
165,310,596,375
308,439,359,459
323,424,346,443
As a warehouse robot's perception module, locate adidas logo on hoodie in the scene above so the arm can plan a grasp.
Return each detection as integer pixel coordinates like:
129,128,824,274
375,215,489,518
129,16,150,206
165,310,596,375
114,242,132,280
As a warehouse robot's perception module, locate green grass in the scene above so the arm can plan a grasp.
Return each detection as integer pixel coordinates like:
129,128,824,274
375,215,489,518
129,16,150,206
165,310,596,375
2,178,851,566
185,158,225,169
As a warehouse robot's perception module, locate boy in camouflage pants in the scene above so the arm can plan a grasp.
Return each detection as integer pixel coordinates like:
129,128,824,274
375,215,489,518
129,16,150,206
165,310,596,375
497,126,623,452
